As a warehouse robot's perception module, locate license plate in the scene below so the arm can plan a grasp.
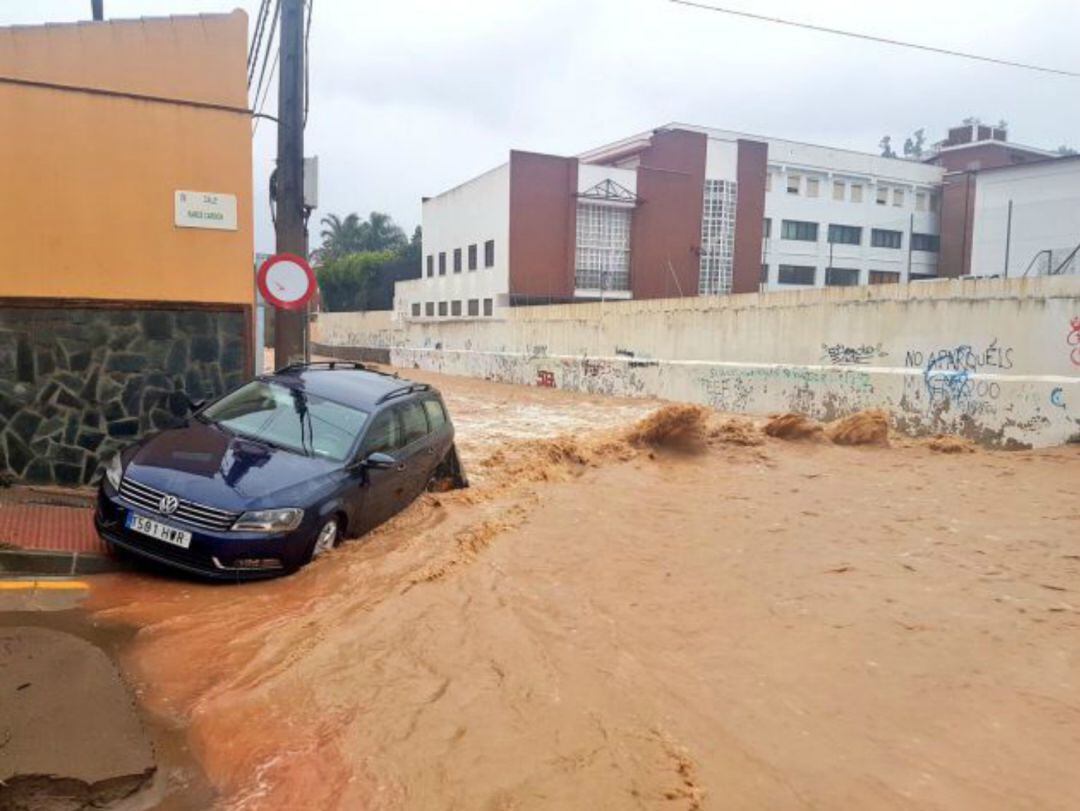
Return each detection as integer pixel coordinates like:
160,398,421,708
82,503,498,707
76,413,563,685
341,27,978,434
125,513,192,549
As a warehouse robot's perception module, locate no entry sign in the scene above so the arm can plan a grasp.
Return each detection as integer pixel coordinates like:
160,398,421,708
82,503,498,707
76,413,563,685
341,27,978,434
257,253,316,310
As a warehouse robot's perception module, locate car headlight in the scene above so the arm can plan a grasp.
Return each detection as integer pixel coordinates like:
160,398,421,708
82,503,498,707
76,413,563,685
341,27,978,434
104,455,123,491
232,508,304,533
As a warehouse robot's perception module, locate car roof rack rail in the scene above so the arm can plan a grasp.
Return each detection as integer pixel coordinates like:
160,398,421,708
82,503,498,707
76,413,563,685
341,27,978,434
375,382,432,405
274,360,370,374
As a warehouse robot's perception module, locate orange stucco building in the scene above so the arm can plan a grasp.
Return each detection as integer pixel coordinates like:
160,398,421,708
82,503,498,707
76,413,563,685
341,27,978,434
0,11,253,485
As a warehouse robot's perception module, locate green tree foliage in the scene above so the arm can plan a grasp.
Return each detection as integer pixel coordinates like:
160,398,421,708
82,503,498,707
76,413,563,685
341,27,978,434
315,211,408,262
879,135,897,158
314,222,424,312
315,251,394,312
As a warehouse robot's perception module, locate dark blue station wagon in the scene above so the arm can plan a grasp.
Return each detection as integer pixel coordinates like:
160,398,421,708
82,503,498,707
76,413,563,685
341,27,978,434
94,362,466,580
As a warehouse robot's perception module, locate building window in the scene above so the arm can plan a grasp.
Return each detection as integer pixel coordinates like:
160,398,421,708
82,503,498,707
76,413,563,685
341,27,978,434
781,219,818,242
825,267,860,286
850,183,864,203
827,224,862,245
911,233,940,252
411,302,421,317
765,172,772,192
484,240,495,268
438,301,448,316
468,243,477,270
699,179,738,295
575,203,632,291
909,272,937,281
451,300,462,316
806,177,820,198
875,186,888,206
453,248,462,273
438,252,446,275
869,270,900,285
892,188,905,207
929,193,940,213
425,301,434,317
915,191,927,212
467,298,479,316
871,229,903,249
426,255,434,277
786,174,800,195
760,263,769,283
778,265,816,285
483,298,493,316
832,180,845,201
763,217,771,238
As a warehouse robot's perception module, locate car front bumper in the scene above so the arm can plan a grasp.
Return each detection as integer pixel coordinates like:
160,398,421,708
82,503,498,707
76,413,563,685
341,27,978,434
94,486,315,581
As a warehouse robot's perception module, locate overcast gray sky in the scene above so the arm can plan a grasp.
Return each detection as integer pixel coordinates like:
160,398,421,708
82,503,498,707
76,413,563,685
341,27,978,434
7,1,1080,254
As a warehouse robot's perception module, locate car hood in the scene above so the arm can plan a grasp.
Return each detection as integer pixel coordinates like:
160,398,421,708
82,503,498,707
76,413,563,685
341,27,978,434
122,419,342,511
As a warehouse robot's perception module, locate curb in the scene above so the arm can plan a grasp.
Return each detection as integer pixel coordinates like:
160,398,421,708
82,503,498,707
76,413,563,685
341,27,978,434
0,548,126,576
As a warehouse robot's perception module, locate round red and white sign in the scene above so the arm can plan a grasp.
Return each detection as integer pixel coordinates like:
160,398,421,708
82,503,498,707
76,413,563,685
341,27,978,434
257,253,316,310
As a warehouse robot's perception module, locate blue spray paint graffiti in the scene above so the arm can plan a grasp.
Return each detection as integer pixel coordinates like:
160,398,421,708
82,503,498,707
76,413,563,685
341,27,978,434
1050,387,1066,409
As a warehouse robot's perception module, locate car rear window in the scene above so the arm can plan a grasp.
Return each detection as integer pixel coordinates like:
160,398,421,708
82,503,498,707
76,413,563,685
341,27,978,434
399,401,429,445
423,399,447,430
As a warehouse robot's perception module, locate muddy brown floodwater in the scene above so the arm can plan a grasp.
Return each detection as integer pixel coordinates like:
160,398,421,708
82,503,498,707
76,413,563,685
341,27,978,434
84,370,1080,810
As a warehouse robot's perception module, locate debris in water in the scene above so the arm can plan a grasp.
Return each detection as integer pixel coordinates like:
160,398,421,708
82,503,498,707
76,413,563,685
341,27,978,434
625,404,709,448
826,409,890,446
926,434,977,454
764,413,824,441
708,417,764,446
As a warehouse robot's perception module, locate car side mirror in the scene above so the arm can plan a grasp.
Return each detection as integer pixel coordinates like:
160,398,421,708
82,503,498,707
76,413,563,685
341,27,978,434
361,452,396,470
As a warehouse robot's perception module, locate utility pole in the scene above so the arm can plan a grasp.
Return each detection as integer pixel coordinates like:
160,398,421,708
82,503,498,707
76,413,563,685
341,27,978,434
274,0,308,368
91,1,103,20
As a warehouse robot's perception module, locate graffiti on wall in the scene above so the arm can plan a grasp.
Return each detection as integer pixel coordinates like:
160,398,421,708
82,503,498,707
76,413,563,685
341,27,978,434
821,343,887,365
902,339,1014,416
1068,317,1080,365
536,370,556,388
1050,387,1066,409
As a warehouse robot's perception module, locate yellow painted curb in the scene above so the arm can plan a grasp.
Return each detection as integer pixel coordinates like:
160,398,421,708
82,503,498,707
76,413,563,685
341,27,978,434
0,580,90,591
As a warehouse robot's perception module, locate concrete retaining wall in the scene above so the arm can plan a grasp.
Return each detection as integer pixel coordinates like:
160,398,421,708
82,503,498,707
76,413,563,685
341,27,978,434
316,277,1080,448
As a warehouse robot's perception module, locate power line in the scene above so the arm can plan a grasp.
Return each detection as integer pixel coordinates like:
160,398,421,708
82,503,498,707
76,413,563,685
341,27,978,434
252,49,279,136
250,0,281,109
247,0,271,83
668,0,1080,78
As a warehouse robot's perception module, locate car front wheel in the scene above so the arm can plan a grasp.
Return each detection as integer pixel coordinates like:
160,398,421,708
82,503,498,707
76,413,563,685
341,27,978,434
308,517,339,562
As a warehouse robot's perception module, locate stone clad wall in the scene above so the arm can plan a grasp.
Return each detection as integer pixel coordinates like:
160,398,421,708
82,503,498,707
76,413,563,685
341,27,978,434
0,307,247,486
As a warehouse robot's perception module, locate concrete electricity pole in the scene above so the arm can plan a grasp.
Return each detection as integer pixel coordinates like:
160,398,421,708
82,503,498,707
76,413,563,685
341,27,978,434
273,0,308,367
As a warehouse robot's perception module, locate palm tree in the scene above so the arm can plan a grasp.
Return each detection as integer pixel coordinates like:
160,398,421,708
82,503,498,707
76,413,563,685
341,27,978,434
358,211,408,253
315,212,364,263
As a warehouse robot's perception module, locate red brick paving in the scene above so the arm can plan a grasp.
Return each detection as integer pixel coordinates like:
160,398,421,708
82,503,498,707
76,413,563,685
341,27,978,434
0,503,106,554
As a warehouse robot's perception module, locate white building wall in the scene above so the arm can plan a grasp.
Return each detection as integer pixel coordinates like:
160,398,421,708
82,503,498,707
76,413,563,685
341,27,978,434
398,162,511,320
970,159,1080,277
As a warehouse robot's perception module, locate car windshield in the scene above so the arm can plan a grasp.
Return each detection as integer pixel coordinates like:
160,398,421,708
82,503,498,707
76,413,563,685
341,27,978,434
200,380,368,462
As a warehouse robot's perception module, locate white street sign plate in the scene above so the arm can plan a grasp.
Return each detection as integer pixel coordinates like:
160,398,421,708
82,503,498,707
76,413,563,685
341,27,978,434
174,190,238,231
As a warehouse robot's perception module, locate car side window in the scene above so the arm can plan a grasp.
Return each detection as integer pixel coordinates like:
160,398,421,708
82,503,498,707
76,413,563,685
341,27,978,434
361,409,403,456
422,399,447,431
399,400,429,446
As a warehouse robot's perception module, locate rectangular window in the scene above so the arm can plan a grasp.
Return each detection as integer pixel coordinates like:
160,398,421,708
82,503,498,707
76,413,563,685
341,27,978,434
760,263,769,283
869,270,900,285
871,228,903,249
806,177,820,198
832,180,845,201
892,188,904,207
909,272,937,281
915,191,927,212
467,298,479,316
438,301,448,316
575,203,632,291
451,300,462,316
781,219,818,241
484,240,495,268
786,174,800,195
765,172,772,192
698,179,738,295
911,233,940,252
929,193,940,213
425,301,434,317
827,224,862,245
426,255,434,277
876,186,888,206
825,267,860,286
850,183,863,203
468,243,477,270
763,217,771,238
483,298,493,316
410,302,421,317
453,248,462,273
438,252,446,275
777,265,816,285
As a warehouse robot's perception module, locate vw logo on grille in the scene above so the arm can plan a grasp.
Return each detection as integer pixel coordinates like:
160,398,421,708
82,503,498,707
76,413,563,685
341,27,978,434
158,494,180,515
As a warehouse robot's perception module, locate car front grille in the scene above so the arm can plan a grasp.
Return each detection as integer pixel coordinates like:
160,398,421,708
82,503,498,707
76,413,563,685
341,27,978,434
119,476,239,532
